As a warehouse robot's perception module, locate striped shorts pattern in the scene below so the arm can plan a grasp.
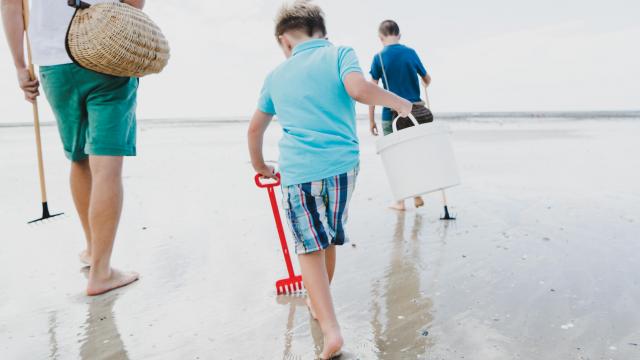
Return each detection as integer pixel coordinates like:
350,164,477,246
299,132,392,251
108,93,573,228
282,167,358,254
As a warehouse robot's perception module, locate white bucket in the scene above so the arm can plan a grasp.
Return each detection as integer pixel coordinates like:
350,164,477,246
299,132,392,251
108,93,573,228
376,114,460,201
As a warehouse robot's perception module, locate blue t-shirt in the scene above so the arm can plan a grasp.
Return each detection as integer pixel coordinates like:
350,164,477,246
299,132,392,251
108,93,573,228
370,44,427,121
258,39,362,186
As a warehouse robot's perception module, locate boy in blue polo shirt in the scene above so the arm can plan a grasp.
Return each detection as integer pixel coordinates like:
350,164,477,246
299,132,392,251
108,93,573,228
247,1,412,357
368,19,433,211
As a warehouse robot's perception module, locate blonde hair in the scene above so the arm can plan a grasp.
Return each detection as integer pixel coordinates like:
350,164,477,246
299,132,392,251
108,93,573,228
275,0,326,39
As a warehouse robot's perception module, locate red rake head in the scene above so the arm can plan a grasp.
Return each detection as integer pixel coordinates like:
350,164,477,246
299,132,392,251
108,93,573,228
276,275,304,295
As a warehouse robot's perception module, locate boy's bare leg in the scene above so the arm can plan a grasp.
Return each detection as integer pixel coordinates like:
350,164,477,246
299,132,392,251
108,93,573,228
414,196,424,208
299,251,343,359
307,245,337,320
70,159,93,265
325,245,336,282
86,156,139,296
389,200,406,211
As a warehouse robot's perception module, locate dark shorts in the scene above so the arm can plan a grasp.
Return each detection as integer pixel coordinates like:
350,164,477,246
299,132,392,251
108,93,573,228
382,103,434,136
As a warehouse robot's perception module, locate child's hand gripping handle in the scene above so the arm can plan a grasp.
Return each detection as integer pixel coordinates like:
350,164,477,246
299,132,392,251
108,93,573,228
391,113,420,133
254,173,281,188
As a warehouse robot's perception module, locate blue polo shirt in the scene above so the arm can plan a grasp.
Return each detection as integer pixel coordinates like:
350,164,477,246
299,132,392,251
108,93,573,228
370,44,427,121
258,39,362,186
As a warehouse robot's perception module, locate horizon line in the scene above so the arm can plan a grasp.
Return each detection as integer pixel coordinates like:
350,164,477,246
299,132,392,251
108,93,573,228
1,109,638,128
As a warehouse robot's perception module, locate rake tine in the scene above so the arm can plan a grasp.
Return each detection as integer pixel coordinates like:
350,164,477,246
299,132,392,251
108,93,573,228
28,212,64,224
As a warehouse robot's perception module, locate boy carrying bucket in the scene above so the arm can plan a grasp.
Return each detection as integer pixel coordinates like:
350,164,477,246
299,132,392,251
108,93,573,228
368,19,433,211
247,1,411,357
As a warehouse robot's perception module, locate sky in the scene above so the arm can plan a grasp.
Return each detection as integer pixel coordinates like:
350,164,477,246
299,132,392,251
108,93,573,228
0,0,639,124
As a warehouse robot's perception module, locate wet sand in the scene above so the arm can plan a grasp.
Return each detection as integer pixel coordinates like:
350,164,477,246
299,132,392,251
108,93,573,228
1,118,639,359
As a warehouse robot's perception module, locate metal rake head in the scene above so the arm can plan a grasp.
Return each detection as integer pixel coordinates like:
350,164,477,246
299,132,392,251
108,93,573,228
28,202,64,224
276,275,304,295
440,205,456,221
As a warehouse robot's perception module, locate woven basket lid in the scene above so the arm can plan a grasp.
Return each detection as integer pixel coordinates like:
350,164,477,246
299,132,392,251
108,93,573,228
66,2,170,78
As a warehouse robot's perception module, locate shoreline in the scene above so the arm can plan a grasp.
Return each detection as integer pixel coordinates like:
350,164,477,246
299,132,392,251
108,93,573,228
1,110,638,128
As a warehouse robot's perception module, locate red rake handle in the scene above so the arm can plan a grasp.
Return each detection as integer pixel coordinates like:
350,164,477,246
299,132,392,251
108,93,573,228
255,173,296,279
254,173,281,188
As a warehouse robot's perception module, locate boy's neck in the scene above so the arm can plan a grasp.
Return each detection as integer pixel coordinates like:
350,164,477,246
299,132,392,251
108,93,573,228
288,33,325,49
381,36,401,46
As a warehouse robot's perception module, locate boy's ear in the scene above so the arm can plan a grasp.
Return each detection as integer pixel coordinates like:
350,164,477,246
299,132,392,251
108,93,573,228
280,35,290,49
278,34,294,57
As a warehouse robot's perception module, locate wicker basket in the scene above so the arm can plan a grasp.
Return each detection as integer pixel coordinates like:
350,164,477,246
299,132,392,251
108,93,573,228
65,1,170,78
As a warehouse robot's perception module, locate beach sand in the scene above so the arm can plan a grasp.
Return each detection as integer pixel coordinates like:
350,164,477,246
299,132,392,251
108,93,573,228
1,117,639,359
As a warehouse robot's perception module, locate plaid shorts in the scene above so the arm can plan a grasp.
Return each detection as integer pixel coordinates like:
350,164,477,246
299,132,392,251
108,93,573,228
282,167,358,254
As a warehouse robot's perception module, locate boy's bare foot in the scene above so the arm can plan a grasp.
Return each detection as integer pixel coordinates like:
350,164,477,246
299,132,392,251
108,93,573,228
87,268,139,296
79,250,91,265
320,327,343,359
414,196,425,208
389,201,405,211
307,296,318,320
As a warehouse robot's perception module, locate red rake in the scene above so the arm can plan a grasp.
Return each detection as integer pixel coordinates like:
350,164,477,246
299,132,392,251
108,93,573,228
255,173,304,295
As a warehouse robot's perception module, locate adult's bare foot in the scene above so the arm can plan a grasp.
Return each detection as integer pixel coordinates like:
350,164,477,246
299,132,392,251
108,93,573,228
389,201,405,211
307,296,318,320
320,327,343,359
87,268,139,296
79,250,91,266
414,196,425,208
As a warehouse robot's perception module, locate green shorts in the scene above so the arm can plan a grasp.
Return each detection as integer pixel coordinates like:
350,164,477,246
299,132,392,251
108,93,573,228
40,63,138,161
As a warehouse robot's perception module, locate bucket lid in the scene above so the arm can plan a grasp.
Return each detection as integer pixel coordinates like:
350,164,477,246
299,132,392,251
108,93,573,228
375,122,451,154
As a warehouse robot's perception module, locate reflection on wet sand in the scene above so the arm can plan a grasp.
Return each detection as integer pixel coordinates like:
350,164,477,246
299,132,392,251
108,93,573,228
278,295,327,359
79,292,129,360
278,295,308,360
371,212,435,359
48,311,59,360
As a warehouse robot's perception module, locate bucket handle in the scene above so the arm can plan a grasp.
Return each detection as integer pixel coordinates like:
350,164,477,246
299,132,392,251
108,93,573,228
392,113,420,133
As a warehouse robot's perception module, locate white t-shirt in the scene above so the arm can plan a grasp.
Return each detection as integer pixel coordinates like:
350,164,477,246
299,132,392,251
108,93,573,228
29,0,110,66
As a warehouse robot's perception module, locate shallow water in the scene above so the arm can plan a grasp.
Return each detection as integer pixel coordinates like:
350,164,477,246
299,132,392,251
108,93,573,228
1,119,639,359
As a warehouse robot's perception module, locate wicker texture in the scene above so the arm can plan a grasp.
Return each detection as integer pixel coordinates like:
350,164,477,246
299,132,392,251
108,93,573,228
66,2,170,77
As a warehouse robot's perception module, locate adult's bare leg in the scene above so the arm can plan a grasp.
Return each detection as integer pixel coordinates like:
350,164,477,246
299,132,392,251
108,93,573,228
86,156,138,296
70,159,93,265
